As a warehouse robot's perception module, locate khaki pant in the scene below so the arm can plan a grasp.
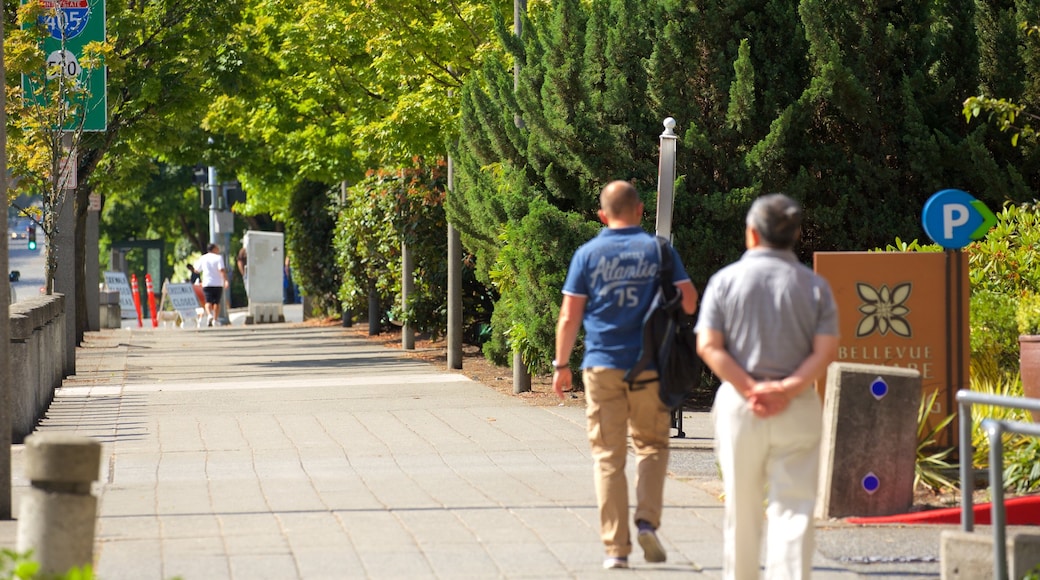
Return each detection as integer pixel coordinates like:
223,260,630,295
712,382,822,580
583,368,671,557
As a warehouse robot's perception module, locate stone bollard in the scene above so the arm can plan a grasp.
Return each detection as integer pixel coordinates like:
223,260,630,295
815,362,921,519
17,433,101,576
98,290,122,329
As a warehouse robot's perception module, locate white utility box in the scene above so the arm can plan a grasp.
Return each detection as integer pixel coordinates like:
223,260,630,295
242,231,285,324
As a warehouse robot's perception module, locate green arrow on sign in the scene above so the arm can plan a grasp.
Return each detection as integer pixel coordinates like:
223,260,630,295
969,199,997,240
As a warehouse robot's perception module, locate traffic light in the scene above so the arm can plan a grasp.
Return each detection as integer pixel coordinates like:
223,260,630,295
27,226,37,251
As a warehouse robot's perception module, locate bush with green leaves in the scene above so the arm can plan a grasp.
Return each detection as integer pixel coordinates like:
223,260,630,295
880,209,1040,494
971,289,1019,382
1016,292,1040,336
966,201,1040,370
968,202,1040,296
0,549,95,580
334,162,495,338
970,371,1040,495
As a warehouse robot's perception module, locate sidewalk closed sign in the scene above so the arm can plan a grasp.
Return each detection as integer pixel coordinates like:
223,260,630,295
103,271,135,319
165,283,200,322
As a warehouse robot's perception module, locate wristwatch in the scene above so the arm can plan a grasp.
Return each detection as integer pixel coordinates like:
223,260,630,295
552,359,569,370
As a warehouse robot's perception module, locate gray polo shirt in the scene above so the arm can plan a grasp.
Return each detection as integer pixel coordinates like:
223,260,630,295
695,248,839,380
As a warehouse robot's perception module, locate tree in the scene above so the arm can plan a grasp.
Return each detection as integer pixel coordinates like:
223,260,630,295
201,0,506,219
745,0,1029,258
6,0,112,294
70,0,243,340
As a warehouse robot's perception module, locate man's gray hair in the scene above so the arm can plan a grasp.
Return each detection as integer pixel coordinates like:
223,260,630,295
746,193,802,249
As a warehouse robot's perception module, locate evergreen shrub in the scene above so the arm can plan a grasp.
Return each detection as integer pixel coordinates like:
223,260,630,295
286,180,342,316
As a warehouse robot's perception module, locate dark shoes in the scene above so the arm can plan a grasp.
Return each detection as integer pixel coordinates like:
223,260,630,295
637,521,667,563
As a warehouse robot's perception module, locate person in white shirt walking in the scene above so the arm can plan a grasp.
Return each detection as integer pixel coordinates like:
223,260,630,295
194,244,229,327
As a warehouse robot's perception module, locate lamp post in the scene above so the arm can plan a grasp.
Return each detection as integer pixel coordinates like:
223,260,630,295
207,166,232,325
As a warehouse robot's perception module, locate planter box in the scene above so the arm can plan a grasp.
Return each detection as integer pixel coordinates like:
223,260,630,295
1019,335,1040,422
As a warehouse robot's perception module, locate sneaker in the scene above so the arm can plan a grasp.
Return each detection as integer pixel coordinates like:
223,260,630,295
637,523,666,563
603,556,629,570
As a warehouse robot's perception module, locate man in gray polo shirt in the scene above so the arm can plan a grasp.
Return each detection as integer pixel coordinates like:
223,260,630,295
695,193,839,580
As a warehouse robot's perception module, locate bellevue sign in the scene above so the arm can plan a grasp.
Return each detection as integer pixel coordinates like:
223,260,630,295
22,0,107,132
813,189,995,447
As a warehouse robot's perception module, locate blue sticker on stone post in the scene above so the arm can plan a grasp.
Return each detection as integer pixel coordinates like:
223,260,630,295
862,472,880,495
870,376,888,400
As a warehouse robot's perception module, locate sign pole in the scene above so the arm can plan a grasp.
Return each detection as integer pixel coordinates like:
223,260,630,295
922,189,996,455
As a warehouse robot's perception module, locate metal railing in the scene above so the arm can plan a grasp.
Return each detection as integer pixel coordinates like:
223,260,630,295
956,390,1040,580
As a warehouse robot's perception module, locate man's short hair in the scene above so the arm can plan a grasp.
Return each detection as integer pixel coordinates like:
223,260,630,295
746,193,802,249
599,181,641,217
207,243,219,253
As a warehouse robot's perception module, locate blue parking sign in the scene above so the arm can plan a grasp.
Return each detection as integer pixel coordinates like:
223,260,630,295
921,189,996,249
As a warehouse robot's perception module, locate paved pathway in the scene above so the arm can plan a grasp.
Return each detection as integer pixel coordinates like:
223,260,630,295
4,313,958,578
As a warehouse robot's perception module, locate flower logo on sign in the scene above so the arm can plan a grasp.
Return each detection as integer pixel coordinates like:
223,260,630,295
40,0,91,41
855,282,912,338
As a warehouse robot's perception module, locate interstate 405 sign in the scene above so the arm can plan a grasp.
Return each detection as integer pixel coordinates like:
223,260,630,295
21,0,107,132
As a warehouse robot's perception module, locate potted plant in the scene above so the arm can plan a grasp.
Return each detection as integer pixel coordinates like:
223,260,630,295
1016,292,1040,421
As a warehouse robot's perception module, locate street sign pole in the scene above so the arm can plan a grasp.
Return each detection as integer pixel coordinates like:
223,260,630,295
921,188,996,475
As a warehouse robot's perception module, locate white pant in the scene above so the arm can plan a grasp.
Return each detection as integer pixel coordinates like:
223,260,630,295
712,383,822,580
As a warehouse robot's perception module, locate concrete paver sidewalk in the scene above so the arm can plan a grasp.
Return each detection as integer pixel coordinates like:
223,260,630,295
4,317,958,578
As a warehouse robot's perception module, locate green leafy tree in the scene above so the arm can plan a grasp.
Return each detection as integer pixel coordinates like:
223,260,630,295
202,0,505,219
4,0,246,340
646,0,810,278
6,0,113,295
451,0,812,366
99,164,211,276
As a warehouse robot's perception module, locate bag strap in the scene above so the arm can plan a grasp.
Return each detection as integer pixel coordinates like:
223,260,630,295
624,236,672,387
656,236,675,300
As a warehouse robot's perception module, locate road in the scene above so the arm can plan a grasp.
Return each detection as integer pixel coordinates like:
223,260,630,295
8,236,46,302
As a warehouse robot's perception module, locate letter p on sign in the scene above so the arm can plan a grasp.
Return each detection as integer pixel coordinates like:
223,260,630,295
943,204,969,239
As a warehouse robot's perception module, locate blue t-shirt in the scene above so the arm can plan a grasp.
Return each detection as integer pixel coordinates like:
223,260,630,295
562,226,691,370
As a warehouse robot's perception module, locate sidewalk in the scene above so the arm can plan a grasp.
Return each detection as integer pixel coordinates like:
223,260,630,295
3,310,958,579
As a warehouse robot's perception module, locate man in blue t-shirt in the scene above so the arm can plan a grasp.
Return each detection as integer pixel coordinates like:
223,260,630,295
552,180,698,570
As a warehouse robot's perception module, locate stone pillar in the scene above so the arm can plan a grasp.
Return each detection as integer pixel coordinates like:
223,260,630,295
55,197,76,374
85,204,100,331
513,350,531,394
401,240,414,350
816,362,921,519
17,433,101,576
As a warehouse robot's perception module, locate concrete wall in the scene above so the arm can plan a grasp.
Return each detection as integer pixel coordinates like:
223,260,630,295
8,295,68,442
941,530,1040,579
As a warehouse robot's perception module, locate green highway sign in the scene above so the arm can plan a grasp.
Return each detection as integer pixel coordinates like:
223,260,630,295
21,0,107,132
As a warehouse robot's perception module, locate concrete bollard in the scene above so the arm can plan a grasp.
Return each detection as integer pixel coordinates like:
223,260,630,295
816,362,921,519
941,530,1040,579
98,290,122,329
17,433,101,576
